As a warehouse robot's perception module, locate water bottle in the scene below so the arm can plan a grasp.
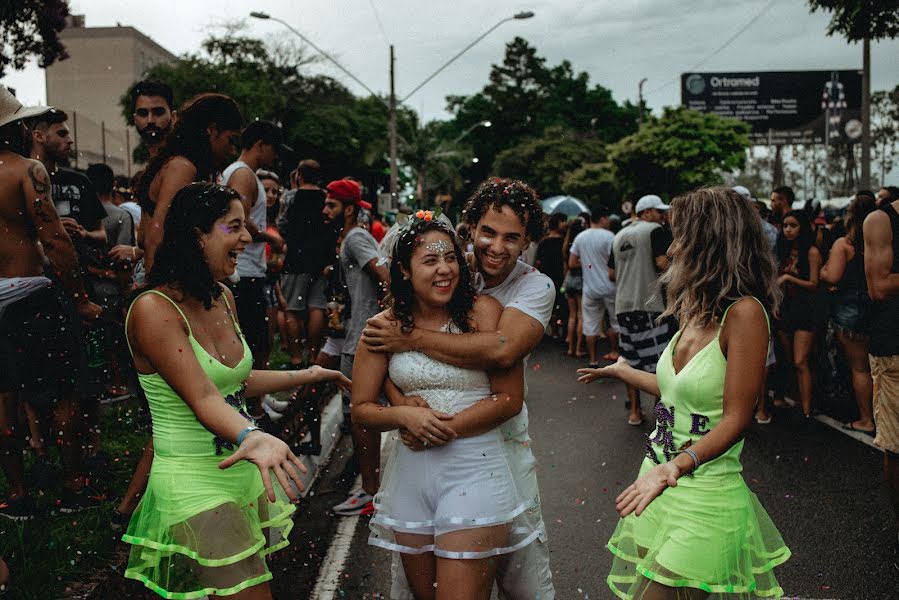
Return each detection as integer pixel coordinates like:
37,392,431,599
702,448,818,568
85,328,106,369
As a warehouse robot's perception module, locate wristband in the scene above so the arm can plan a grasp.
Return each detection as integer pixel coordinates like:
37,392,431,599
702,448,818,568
683,448,701,471
236,425,262,446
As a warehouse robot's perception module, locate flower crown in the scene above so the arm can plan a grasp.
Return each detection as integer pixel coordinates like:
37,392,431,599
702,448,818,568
395,207,445,233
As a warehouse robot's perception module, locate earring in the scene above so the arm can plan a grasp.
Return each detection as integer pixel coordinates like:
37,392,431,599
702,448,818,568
402,274,410,280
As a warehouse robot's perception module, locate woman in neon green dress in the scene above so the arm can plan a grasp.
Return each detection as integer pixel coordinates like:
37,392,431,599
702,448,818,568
579,187,791,599
123,183,350,599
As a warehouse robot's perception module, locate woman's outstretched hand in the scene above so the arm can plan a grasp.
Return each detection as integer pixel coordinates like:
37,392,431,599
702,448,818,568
577,356,629,383
615,462,680,517
305,365,351,392
218,431,308,503
400,406,457,446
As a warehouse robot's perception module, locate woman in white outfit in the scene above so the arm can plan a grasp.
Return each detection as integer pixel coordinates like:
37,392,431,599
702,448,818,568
352,215,538,599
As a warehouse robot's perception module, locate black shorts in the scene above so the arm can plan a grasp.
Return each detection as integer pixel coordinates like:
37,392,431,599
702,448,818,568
0,286,82,410
229,277,270,366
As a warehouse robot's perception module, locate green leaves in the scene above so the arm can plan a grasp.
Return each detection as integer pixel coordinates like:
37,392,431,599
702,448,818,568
0,0,71,76
807,1,899,42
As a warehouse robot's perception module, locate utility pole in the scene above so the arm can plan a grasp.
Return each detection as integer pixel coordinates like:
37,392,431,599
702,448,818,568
638,78,647,127
860,37,871,188
388,45,398,202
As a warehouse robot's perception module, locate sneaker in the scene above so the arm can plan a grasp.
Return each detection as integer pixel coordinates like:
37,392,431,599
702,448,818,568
332,489,374,516
58,486,105,513
0,495,36,521
263,394,290,412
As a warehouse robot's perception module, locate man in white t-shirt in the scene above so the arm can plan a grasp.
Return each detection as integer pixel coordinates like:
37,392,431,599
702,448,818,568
363,178,556,599
570,204,618,368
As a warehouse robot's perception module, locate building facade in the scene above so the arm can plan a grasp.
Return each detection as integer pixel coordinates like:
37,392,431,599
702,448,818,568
45,15,176,175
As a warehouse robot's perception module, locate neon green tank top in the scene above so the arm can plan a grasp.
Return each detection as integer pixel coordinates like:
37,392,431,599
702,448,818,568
125,289,254,458
648,297,769,480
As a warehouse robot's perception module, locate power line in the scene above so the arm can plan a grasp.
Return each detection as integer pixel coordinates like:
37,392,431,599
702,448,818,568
646,0,777,96
368,0,392,46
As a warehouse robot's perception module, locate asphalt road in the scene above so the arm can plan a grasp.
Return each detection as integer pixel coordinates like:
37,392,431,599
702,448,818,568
282,338,899,600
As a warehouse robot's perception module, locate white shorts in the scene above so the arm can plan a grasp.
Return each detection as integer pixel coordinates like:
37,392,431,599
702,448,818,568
321,336,345,357
582,293,618,336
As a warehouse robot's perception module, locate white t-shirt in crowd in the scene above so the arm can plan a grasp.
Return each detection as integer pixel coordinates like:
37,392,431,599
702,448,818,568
221,161,267,278
477,259,554,440
569,227,616,298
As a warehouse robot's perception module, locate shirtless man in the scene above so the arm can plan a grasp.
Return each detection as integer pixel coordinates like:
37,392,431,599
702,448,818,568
0,87,102,520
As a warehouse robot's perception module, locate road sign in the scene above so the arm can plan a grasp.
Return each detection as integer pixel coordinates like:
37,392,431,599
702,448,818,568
681,70,862,146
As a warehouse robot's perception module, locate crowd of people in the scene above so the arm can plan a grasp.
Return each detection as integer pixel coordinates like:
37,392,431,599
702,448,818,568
0,77,898,599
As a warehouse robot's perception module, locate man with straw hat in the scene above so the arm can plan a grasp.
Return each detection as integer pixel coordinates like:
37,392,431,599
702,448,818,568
0,85,103,520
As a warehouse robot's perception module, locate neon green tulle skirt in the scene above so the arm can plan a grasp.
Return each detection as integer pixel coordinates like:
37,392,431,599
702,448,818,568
122,454,295,599
607,460,791,599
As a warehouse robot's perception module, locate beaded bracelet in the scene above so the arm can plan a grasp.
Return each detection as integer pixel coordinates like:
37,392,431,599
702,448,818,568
236,425,262,447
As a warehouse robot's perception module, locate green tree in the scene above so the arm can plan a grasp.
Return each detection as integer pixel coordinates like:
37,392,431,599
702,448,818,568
871,86,899,184
0,0,70,76
807,1,899,40
560,162,618,206
445,37,639,194
120,26,407,182
492,126,605,197
607,107,750,198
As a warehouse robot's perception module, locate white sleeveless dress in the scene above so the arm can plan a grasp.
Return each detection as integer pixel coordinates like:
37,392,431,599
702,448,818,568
368,325,540,559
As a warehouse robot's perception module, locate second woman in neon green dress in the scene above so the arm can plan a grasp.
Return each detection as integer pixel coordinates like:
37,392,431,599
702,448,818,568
579,187,791,599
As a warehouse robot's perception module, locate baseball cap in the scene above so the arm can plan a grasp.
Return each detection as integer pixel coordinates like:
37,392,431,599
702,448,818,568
732,185,753,201
0,85,52,129
326,179,372,210
241,120,293,157
634,194,669,214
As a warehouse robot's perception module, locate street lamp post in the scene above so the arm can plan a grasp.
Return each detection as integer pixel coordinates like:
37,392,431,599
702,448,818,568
250,10,534,201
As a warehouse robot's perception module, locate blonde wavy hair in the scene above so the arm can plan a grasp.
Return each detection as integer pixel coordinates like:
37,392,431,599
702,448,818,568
659,187,782,328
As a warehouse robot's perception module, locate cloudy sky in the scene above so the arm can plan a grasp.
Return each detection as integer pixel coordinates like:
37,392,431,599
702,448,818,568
3,0,898,123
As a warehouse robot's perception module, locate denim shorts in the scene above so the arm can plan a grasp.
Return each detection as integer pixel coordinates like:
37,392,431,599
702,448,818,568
831,290,870,336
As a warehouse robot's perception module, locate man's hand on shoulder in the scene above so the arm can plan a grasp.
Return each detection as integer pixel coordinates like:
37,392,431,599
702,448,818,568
361,312,416,353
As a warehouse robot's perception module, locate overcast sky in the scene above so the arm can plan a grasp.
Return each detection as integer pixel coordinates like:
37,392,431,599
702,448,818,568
3,0,898,123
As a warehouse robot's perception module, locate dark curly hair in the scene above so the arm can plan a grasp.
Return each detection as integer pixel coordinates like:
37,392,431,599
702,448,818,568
462,178,547,243
389,220,476,334
137,93,242,215
144,182,241,308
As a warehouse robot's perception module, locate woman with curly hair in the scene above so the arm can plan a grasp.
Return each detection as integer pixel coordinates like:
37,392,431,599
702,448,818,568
353,216,538,600
122,183,349,599
578,187,791,599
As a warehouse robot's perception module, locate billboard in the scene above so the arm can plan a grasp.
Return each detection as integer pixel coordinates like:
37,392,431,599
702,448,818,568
681,70,862,146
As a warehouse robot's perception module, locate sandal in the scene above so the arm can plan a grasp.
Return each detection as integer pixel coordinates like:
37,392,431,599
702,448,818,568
754,414,772,425
627,416,644,426
842,422,876,437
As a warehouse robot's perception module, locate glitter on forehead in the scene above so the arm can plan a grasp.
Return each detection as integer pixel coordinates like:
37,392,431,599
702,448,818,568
424,240,451,254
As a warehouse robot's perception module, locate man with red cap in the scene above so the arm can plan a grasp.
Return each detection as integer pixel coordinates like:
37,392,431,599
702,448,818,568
322,180,390,516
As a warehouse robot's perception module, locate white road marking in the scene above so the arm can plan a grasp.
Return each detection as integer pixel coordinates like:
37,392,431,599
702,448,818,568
780,396,878,450
310,432,393,600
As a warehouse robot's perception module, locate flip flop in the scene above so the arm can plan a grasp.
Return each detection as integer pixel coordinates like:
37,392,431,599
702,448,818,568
842,422,876,437
754,415,772,425
627,416,644,426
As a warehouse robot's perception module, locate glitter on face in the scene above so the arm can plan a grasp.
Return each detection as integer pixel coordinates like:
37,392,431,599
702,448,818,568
424,240,451,255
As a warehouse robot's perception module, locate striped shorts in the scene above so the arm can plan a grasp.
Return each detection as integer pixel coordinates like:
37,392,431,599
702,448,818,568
617,310,677,373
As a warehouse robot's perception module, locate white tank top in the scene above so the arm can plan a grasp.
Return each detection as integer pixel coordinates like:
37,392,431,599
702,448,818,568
221,161,267,278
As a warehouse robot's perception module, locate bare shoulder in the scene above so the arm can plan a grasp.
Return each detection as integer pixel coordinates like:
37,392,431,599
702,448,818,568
471,294,503,331
128,291,188,339
864,209,891,237
162,156,198,179
723,298,768,335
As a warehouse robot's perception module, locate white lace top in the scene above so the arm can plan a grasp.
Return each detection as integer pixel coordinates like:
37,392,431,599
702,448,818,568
388,322,491,415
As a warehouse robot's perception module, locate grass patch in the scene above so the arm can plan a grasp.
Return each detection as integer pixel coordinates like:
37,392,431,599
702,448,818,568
0,399,148,599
